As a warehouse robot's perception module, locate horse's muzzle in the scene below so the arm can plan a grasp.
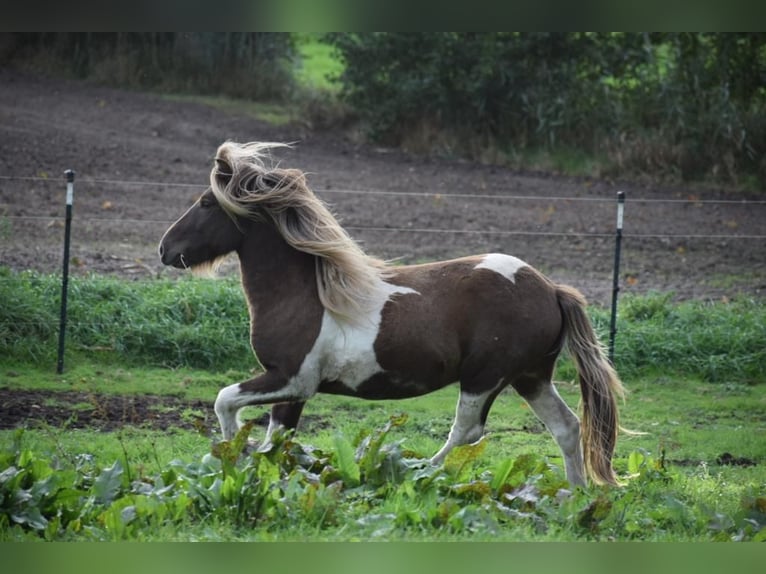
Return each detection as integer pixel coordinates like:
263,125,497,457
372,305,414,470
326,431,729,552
158,242,181,267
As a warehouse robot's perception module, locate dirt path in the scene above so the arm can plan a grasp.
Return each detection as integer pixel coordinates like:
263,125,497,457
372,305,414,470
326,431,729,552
1,70,764,305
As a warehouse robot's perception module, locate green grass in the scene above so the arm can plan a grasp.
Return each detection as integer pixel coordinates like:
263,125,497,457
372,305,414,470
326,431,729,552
0,361,248,401
295,34,344,93
612,292,765,384
1,363,764,541
2,368,763,476
2,269,764,382
1,374,764,541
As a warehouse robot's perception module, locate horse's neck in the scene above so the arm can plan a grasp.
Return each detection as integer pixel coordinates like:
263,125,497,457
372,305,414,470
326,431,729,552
237,223,318,312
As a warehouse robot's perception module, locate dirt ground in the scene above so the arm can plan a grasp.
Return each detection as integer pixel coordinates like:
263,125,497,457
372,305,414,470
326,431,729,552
1,70,764,432
0,387,218,432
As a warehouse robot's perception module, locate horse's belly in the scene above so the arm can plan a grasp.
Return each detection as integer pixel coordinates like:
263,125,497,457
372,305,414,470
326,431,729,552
318,370,453,400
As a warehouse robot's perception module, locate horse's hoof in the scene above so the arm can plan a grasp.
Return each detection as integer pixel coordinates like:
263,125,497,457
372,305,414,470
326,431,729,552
256,440,274,454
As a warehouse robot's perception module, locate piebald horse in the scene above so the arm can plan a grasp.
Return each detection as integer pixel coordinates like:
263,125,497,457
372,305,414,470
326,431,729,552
159,141,625,487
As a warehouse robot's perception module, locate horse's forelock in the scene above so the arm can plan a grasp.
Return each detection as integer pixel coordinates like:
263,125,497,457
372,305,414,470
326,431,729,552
210,142,300,217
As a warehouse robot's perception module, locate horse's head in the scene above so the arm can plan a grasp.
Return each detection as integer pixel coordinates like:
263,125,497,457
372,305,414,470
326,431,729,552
158,164,243,270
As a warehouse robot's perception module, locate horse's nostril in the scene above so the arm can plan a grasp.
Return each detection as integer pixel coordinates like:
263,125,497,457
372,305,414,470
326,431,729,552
158,244,165,258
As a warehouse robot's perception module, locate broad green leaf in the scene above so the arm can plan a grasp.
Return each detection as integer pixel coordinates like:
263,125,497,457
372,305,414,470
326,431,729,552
220,474,237,503
452,481,492,500
93,461,124,505
356,413,408,481
444,437,487,478
333,433,360,487
12,506,47,530
509,453,543,477
0,466,21,487
627,450,646,475
29,474,59,501
490,458,514,491
577,494,613,532
387,413,409,429
504,483,540,508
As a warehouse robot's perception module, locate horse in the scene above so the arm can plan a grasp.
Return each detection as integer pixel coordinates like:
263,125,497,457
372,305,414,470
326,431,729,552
158,141,625,487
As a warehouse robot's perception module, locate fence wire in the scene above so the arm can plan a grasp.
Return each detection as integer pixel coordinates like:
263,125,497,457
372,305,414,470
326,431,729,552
3,215,764,240
3,174,766,205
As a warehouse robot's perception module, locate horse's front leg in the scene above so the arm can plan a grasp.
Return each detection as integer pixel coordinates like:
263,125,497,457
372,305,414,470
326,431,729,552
214,370,313,441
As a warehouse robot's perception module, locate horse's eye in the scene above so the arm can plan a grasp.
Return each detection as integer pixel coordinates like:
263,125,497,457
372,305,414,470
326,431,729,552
200,197,215,208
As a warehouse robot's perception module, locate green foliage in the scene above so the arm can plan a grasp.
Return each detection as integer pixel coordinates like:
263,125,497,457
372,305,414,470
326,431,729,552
2,269,764,383
2,421,763,541
328,32,766,186
0,268,252,370
294,33,344,93
611,293,765,383
2,33,298,102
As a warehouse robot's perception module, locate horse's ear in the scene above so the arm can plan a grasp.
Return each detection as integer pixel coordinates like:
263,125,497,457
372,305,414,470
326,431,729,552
213,158,233,188
260,172,282,189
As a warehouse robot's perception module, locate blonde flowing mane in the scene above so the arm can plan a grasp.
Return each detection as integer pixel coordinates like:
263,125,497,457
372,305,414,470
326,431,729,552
210,141,390,321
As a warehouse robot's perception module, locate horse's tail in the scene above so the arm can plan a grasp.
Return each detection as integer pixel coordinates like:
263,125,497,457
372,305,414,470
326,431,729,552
556,284,625,486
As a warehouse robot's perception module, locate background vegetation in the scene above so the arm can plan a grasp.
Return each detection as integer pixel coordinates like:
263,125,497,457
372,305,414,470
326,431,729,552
327,33,766,187
1,32,764,187
0,32,298,101
1,269,763,383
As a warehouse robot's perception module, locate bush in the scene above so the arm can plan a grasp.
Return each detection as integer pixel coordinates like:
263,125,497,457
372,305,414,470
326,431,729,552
1,33,298,102
328,33,766,187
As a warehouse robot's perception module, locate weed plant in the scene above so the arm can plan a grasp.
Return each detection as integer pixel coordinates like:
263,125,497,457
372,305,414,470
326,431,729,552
1,417,763,541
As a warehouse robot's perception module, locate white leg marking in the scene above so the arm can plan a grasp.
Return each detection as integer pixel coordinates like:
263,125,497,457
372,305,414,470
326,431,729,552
474,253,528,283
526,384,585,487
214,383,260,440
257,417,282,452
214,379,313,441
214,384,248,440
431,387,496,464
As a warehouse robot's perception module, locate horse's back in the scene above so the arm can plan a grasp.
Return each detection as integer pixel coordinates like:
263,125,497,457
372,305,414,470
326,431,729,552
374,253,564,388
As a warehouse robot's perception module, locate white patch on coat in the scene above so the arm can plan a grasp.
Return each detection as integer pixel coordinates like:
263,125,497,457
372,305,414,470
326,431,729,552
474,253,528,283
293,280,420,392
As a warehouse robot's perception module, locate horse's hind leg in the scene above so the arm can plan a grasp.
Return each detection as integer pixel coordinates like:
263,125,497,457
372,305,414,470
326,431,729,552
431,386,502,465
260,402,305,451
522,381,585,487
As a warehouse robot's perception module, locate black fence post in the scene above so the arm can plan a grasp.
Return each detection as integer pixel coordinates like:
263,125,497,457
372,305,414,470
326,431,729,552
608,191,625,365
57,169,75,374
